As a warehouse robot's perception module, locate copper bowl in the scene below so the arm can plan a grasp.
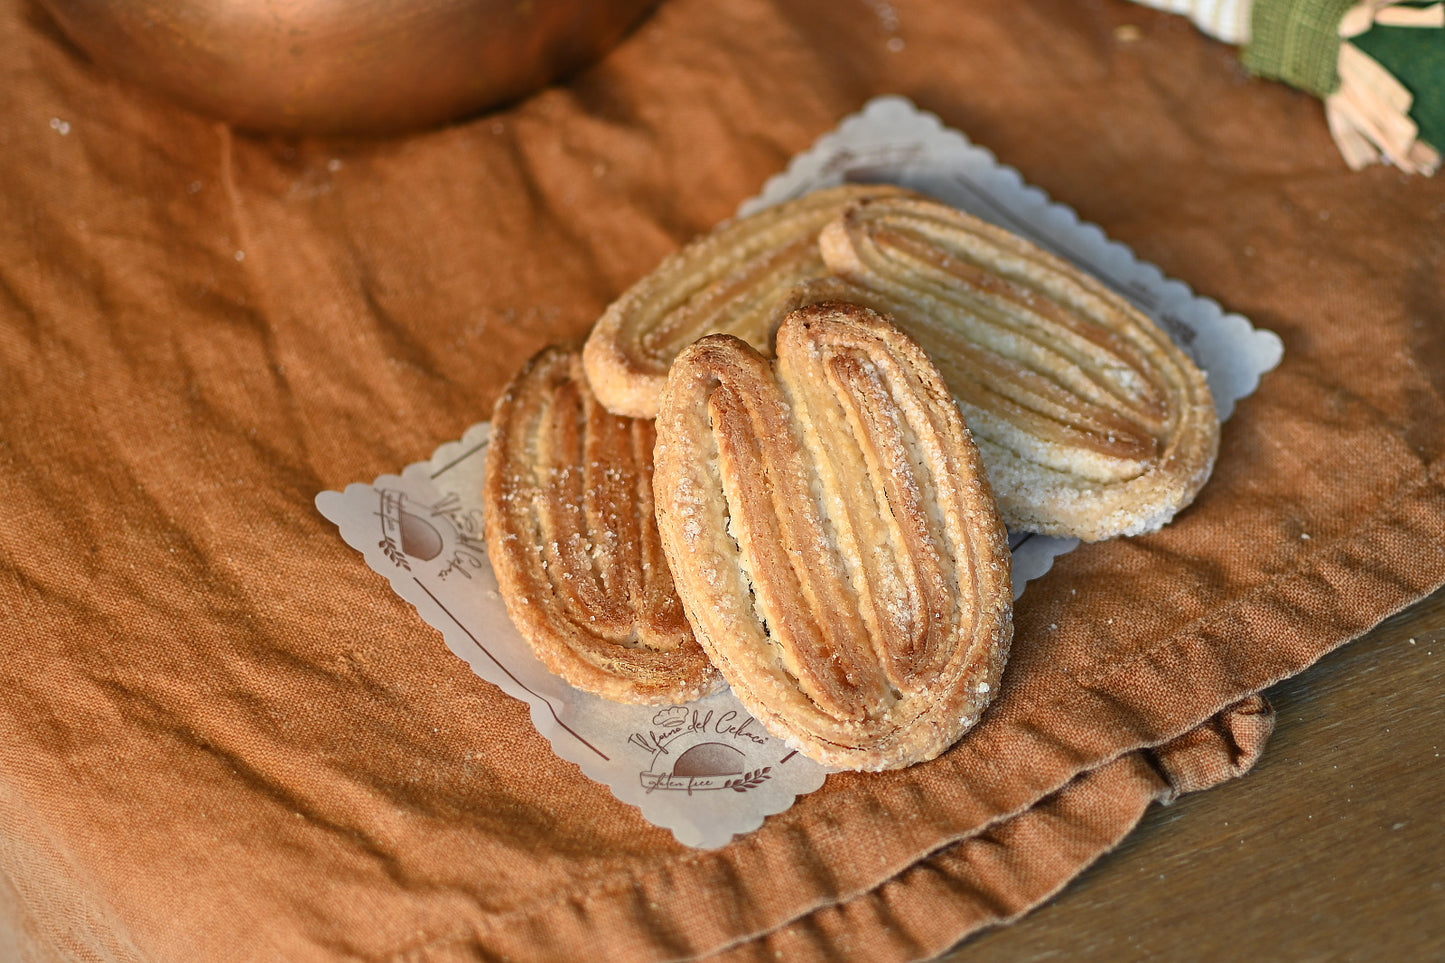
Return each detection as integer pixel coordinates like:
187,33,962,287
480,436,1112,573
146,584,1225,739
37,0,658,135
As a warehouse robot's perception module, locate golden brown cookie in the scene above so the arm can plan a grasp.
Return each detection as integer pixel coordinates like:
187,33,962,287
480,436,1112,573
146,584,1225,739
483,345,719,704
652,302,1013,770
582,183,915,419
815,195,1220,541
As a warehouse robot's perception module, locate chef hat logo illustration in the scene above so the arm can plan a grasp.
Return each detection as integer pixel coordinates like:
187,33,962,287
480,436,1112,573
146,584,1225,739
652,706,690,729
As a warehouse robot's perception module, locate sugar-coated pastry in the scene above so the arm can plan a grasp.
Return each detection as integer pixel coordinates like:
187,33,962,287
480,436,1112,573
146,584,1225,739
815,195,1219,541
483,345,720,704
582,183,915,419
652,302,1013,770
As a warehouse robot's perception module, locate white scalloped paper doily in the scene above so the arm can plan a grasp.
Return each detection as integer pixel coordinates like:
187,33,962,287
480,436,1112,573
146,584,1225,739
317,423,828,851
317,96,1282,849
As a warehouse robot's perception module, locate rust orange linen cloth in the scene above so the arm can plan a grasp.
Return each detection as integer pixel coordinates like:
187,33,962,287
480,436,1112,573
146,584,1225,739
3,0,1444,960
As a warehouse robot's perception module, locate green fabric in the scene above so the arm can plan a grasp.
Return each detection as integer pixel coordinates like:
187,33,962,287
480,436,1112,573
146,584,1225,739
1355,21,1445,151
1244,0,1358,95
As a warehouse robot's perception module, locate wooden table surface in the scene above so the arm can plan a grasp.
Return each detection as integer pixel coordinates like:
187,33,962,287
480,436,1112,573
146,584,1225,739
946,583,1445,962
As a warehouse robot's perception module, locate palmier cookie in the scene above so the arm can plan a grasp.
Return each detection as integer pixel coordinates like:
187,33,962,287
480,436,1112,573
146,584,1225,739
653,303,1013,770
815,195,1220,542
483,345,719,704
582,183,915,419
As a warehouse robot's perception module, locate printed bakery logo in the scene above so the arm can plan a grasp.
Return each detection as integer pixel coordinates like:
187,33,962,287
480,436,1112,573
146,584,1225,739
376,488,487,581
630,706,778,795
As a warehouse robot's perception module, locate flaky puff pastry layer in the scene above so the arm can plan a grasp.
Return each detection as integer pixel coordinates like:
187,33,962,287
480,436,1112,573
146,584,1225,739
653,303,1013,770
815,195,1220,542
583,183,913,419
483,345,720,704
